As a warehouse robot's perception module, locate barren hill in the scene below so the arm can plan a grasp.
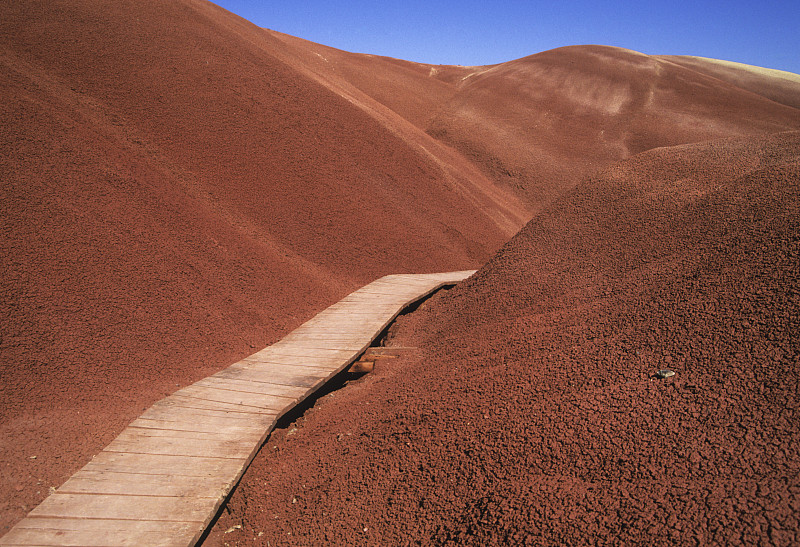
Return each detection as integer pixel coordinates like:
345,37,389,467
423,45,800,210
211,131,800,544
662,55,800,110
262,38,800,211
2,0,800,540
0,0,523,531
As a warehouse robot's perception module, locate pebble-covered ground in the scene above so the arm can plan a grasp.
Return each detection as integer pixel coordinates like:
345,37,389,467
208,132,799,545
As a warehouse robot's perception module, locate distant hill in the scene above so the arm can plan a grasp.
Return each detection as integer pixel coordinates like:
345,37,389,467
265,38,800,212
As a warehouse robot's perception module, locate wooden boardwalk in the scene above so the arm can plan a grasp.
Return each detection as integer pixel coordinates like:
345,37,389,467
0,271,475,547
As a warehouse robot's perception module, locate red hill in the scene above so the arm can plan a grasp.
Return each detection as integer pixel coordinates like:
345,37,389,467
0,0,524,530
212,131,800,544
425,45,800,210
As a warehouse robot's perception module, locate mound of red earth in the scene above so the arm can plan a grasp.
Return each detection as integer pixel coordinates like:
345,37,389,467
3,0,800,540
208,131,800,545
249,37,800,214
0,0,524,531
424,46,800,211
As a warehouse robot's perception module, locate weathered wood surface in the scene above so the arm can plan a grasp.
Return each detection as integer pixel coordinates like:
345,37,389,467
0,271,474,546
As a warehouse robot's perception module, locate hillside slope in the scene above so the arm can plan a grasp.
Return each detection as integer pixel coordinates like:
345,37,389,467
425,46,800,210
210,131,800,545
263,40,800,213
0,0,525,531
662,55,800,110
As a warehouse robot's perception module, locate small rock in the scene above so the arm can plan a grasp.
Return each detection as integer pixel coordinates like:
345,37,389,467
655,369,675,379
224,524,242,534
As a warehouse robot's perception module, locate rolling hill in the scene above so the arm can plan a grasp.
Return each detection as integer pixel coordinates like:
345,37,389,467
210,131,800,545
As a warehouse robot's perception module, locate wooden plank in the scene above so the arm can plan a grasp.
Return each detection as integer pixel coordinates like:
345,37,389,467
276,338,368,350
29,493,213,523
362,353,399,360
296,315,390,329
283,327,367,336
293,321,388,335
194,377,307,399
323,301,403,311
279,329,371,337
337,296,410,305
364,276,439,286
119,426,265,444
157,395,281,416
345,281,418,294
310,312,399,320
130,417,266,436
374,277,441,285
140,402,277,426
312,308,398,318
249,346,356,359
1,519,197,547
349,286,427,296
312,304,404,314
381,274,447,282
169,386,292,413
391,269,475,279
281,328,368,337
362,281,438,291
212,367,329,388
104,433,257,460
272,335,366,346
285,325,376,336
384,274,469,284
59,470,229,498
224,361,334,376
281,327,370,336
340,289,413,297
80,452,245,478
239,354,343,368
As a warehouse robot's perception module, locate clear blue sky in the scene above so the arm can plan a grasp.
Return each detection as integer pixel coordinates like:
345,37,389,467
212,0,800,75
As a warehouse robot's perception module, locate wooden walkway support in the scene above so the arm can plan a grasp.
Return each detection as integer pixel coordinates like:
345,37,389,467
0,271,475,547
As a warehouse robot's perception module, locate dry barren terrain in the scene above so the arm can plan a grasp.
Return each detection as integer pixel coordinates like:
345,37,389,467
2,0,799,543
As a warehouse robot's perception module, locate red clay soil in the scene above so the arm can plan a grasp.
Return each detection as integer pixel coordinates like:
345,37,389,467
662,55,800,110
3,0,800,541
425,46,800,212
0,0,525,532
228,36,800,214
207,131,800,545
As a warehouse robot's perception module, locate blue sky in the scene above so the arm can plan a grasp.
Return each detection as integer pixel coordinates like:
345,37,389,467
212,1,800,75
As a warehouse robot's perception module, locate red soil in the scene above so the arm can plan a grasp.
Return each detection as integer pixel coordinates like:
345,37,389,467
0,0,523,531
424,46,800,212
662,55,800,110
2,0,800,541
208,131,800,545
